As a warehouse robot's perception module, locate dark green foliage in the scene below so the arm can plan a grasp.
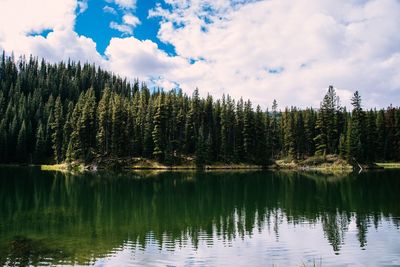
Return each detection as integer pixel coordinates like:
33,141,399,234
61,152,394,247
0,54,398,165
51,97,63,163
195,127,207,167
314,86,341,156
96,87,111,155
111,93,126,157
16,120,27,162
269,99,281,159
152,93,166,161
349,91,366,162
34,121,46,163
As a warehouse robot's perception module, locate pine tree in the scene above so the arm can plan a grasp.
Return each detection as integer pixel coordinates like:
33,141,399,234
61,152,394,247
339,133,347,159
51,96,63,163
220,96,228,162
270,99,280,159
185,97,196,154
365,110,377,162
234,98,244,162
143,97,154,157
97,87,111,155
395,109,400,161
16,120,27,162
243,100,254,162
111,93,126,156
304,108,316,156
254,105,267,164
195,127,206,167
68,93,85,160
34,120,46,163
376,110,386,160
314,111,327,156
62,102,74,160
283,108,296,160
0,119,7,162
0,53,399,166
314,86,341,155
152,94,165,161
80,88,97,160
349,91,365,162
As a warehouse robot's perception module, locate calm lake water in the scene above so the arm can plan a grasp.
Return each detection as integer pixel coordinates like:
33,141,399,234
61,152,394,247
0,167,399,266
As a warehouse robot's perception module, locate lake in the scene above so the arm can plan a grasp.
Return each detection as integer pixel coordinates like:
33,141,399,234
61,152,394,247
0,167,399,266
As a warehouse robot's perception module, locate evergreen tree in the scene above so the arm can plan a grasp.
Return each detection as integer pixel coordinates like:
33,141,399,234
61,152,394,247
270,99,280,159
152,94,166,161
243,100,255,162
314,86,341,155
0,119,7,162
0,53,398,167
16,120,27,162
394,109,400,161
34,120,46,163
349,91,365,162
51,96,63,163
195,127,206,168
80,88,96,159
67,93,84,160
283,108,296,159
254,105,267,164
185,96,197,154
62,102,74,160
375,110,386,160
339,133,347,159
314,112,327,156
97,87,111,155
111,93,126,156
143,98,154,157
365,110,377,162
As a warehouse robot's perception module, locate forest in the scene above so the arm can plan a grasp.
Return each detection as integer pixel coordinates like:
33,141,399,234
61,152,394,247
0,52,399,166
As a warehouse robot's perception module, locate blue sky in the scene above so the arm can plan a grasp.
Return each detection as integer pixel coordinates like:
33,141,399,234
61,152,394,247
1,0,400,108
75,0,176,56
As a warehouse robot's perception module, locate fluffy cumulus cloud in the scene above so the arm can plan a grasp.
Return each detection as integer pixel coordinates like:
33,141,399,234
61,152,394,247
105,37,188,81
110,13,141,35
145,0,400,108
0,0,103,64
109,0,136,9
1,0,400,108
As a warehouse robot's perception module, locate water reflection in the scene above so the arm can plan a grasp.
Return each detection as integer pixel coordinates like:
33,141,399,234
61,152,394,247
0,168,399,266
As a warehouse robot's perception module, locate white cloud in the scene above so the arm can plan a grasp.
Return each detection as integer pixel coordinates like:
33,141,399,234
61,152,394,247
1,0,400,109
26,30,103,65
77,0,88,14
0,0,76,35
123,14,140,26
145,0,400,108
109,13,140,35
106,0,136,9
105,37,188,81
0,0,103,65
110,22,134,35
103,5,118,15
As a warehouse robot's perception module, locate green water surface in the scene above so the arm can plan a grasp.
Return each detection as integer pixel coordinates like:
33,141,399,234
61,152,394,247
0,167,399,266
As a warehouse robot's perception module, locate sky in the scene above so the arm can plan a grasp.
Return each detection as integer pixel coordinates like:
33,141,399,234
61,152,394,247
1,0,400,109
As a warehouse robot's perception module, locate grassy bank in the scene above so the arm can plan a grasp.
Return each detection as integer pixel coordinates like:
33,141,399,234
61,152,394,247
130,159,264,170
41,163,85,172
375,162,400,169
39,155,349,172
275,155,353,171
37,155,398,173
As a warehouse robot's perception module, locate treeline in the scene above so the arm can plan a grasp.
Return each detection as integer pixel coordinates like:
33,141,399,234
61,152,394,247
0,53,399,165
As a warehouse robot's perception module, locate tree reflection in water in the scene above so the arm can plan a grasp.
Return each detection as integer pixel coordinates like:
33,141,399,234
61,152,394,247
0,167,399,266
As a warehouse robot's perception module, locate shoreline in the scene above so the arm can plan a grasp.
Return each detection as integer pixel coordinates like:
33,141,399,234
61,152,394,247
37,163,380,173
1,158,394,173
